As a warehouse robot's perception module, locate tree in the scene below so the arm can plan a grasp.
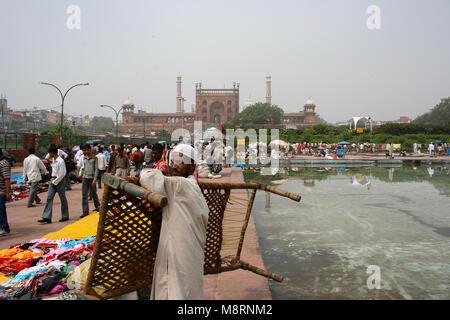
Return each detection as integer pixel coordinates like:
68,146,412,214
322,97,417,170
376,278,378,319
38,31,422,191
40,125,74,136
222,121,236,132
90,116,115,132
414,97,450,125
232,103,284,126
157,130,171,142
315,114,328,124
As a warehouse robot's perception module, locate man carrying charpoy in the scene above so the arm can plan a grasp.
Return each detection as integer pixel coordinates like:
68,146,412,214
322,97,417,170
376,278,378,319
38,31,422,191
139,144,209,300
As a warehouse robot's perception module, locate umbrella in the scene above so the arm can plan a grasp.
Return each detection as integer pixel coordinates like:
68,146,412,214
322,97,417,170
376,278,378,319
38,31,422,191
338,141,351,145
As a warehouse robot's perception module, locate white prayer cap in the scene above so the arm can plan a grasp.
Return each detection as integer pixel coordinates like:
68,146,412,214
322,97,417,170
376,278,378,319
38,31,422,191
171,144,198,164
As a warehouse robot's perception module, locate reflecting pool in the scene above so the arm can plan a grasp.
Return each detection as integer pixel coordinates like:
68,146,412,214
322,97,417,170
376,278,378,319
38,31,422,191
246,165,450,299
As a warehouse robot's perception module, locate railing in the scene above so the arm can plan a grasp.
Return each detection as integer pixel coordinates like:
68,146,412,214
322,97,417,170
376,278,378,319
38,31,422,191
2,132,24,150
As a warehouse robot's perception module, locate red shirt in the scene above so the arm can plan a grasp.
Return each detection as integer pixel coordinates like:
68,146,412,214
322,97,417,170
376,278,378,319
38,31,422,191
152,159,169,175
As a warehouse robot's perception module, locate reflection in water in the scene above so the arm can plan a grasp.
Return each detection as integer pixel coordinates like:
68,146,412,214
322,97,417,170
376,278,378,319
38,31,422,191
389,168,394,181
246,165,450,300
265,191,271,209
245,164,450,197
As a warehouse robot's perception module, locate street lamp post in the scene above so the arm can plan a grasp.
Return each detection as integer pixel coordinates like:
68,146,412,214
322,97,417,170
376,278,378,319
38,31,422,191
100,104,124,140
40,82,89,137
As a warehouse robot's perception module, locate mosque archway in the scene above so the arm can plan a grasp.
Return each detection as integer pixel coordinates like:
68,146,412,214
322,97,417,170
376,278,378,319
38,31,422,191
210,101,225,124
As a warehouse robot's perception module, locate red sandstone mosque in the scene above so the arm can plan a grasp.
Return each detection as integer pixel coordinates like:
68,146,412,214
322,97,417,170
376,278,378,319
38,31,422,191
120,75,316,134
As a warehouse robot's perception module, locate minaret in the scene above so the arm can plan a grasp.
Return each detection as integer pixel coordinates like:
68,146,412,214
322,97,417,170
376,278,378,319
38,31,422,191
176,75,182,113
265,75,271,105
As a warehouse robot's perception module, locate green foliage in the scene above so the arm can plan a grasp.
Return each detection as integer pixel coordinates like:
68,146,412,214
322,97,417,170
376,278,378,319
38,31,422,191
301,128,314,143
90,116,115,132
373,122,450,135
40,125,74,136
244,122,256,130
311,124,330,135
222,121,236,131
314,113,328,124
279,128,302,143
232,103,284,126
338,130,353,142
414,97,450,125
157,129,171,142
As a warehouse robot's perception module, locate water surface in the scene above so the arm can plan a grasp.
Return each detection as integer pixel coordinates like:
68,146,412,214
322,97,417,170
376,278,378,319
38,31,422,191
247,166,450,299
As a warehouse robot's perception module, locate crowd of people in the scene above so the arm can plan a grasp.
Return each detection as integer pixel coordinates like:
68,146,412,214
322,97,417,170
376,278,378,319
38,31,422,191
1,141,212,300
265,141,450,159
0,139,225,237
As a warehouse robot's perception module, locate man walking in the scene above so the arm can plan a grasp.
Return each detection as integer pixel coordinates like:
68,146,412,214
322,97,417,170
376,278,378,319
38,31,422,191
96,146,108,189
0,149,12,236
80,145,100,218
114,147,130,178
108,145,117,173
38,145,69,224
143,143,152,166
428,142,435,157
130,147,144,177
23,147,48,207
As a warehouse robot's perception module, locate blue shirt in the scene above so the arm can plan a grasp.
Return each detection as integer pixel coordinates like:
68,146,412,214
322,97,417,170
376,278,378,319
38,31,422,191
103,150,110,164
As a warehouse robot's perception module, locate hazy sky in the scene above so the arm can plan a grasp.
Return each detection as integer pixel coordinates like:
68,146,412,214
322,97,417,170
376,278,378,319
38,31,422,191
0,0,449,123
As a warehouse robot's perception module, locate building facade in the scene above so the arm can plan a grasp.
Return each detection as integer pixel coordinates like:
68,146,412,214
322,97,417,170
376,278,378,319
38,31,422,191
121,78,240,134
283,99,316,129
120,76,316,135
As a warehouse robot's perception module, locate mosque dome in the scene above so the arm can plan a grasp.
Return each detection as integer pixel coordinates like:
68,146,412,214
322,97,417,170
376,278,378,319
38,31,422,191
123,99,134,107
242,96,255,110
305,99,315,106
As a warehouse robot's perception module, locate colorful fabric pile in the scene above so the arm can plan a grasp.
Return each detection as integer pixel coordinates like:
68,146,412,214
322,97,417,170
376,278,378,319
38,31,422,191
8,174,51,202
0,236,96,300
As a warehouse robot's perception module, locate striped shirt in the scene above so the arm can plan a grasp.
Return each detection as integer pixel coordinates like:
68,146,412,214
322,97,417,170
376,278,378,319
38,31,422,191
0,159,11,195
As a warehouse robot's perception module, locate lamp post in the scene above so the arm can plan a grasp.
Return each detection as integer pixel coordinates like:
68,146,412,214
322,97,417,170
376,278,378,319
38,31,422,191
100,104,124,140
40,82,89,137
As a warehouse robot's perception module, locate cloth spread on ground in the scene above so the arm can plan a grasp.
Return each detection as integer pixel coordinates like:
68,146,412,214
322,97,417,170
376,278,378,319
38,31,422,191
0,230,96,300
42,211,99,240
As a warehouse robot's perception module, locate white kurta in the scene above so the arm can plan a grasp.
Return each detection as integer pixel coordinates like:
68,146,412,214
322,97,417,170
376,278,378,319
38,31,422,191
139,169,209,300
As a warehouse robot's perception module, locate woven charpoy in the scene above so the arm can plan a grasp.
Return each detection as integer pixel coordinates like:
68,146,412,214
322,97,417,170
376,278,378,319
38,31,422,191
84,181,163,300
199,186,231,274
85,174,301,299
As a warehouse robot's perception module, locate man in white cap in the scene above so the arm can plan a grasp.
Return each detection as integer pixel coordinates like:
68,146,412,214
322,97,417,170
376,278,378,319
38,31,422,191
139,144,209,300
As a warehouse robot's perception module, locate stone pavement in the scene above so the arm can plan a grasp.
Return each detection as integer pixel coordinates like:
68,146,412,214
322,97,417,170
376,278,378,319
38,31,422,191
200,167,272,300
3,166,272,300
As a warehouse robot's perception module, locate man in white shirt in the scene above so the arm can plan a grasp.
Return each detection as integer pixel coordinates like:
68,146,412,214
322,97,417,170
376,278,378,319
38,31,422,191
96,146,108,189
45,144,68,162
38,145,69,224
23,147,48,208
428,142,435,157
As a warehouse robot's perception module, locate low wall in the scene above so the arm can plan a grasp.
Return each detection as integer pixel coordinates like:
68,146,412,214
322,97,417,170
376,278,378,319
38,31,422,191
7,149,28,163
